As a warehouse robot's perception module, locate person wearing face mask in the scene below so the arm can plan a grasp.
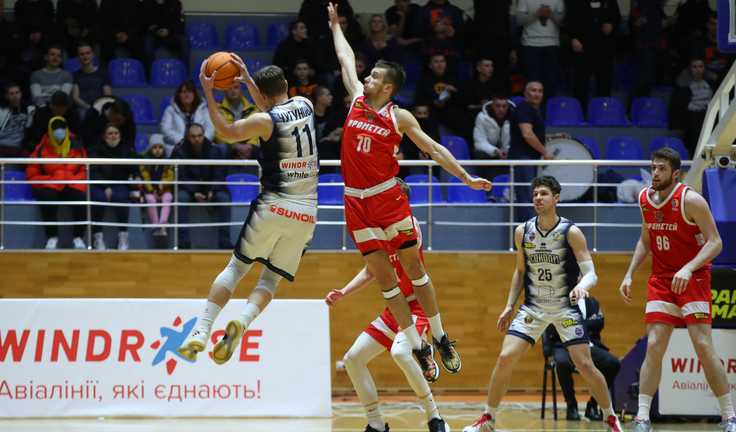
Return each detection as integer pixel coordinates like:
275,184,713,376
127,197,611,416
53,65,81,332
88,123,139,250
29,90,82,148
140,133,174,238
26,116,88,250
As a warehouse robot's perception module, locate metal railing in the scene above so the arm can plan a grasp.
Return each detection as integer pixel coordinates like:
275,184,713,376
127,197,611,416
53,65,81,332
0,158,687,252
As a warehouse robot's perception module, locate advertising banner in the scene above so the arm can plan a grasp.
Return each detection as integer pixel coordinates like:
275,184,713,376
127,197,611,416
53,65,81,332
0,299,331,417
659,329,736,415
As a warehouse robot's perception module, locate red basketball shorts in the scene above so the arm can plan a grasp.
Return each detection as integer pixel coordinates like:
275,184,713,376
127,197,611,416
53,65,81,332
645,272,712,326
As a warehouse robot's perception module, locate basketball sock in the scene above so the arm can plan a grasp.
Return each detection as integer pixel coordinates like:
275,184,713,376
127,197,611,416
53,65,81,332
240,302,261,330
717,393,735,420
428,314,446,340
637,394,653,420
403,325,422,350
419,393,440,421
484,404,497,419
197,301,222,334
365,402,384,431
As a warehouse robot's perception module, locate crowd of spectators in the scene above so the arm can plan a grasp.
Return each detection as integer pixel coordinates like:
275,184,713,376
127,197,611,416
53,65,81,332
0,0,732,249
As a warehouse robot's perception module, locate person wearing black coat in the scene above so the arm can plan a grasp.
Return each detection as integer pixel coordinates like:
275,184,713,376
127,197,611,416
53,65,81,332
543,297,621,421
170,123,231,250
99,0,144,62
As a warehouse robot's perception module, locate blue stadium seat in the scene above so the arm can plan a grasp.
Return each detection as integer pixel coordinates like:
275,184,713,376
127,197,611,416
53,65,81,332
225,22,261,50
318,173,344,205
631,97,668,128
64,56,98,73
574,135,601,159
404,174,443,204
546,96,586,126
402,59,422,90
151,59,188,87
226,173,260,203
186,22,219,49
650,136,689,160
510,95,525,107
246,58,265,73
3,170,34,201
447,177,486,203
605,136,644,160
135,133,150,154
588,97,630,127
491,174,509,202
440,135,470,160
267,22,290,48
108,58,147,87
121,95,157,125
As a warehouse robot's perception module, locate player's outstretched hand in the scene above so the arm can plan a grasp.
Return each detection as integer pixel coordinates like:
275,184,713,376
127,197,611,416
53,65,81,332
325,289,345,307
671,267,692,294
619,276,633,304
327,2,340,30
569,286,589,304
199,60,215,92
465,175,492,192
496,306,514,332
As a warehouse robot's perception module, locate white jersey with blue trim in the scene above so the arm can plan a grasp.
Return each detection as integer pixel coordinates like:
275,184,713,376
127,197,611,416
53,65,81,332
521,216,580,311
259,96,318,199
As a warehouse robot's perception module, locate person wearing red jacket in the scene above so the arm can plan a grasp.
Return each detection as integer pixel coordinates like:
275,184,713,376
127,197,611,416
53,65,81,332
26,116,88,249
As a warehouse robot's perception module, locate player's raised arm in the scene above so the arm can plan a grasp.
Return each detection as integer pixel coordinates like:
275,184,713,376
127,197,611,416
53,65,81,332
395,108,492,192
671,190,723,294
567,225,597,303
327,2,363,99
230,53,268,112
498,225,526,332
199,61,272,143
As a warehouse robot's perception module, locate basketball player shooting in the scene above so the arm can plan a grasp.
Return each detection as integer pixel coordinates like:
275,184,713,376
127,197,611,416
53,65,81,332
328,2,491,380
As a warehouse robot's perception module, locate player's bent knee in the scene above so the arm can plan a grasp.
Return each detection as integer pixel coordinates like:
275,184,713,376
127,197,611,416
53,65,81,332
254,267,282,297
390,342,412,363
213,256,251,293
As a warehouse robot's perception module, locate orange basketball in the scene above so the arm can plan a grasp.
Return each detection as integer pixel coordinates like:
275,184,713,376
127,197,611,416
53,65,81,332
204,52,240,90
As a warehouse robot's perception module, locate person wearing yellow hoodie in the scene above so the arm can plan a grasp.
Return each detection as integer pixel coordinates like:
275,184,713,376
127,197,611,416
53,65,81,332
26,116,88,249
214,82,260,162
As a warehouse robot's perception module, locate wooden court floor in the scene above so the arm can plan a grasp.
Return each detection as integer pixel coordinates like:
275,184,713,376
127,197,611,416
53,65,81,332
0,402,721,431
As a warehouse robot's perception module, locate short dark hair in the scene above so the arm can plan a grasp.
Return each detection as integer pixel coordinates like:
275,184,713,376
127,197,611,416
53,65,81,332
3,82,21,93
174,79,202,113
186,122,205,136
651,147,681,170
289,20,305,32
531,175,561,195
50,91,70,107
375,59,405,97
76,41,93,51
253,65,288,98
47,44,64,54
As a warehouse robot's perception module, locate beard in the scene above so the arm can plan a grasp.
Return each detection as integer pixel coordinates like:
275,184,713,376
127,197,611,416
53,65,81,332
652,176,674,191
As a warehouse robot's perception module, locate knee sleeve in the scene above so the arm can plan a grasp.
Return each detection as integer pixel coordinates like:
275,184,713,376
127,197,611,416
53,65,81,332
213,256,252,293
389,332,414,364
253,267,282,297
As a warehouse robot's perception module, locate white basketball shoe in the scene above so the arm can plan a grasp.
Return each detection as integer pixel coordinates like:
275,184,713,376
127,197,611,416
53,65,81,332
177,328,209,361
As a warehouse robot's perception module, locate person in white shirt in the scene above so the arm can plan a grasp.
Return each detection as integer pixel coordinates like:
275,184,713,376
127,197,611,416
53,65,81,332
159,79,214,153
517,0,565,98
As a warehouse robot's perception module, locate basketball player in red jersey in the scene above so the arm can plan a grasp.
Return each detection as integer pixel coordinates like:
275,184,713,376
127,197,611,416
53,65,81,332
328,2,492,382
619,147,735,432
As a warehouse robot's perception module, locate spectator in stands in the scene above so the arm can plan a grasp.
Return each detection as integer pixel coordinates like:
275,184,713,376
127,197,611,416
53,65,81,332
315,9,364,87
630,0,666,98
471,0,512,95
88,123,138,251
473,98,511,161
99,0,143,62
397,104,440,178
26,116,87,250
385,0,423,52
687,12,734,86
543,297,620,421
313,86,342,172
71,42,112,116
509,81,551,221
298,0,355,43
415,53,462,134
670,0,712,68
14,0,56,52
422,11,462,67
171,123,231,250
0,5,27,87
456,57,504,137
288,59,318,100
83,96,136,151
670,58,714,157
160,80,214,151
142,0,189,74
29,90,81,147
565,0,620,107
56,0,98,55
214,83,260,161
140,133,174,237
0,83,35,157
517,0,564,99
272,20,318,81
416,0,464,45
30,45,73,107
360,14,401,70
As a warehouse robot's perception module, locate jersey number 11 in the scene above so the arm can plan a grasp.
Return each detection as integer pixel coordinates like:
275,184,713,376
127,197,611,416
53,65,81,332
291,124,314,157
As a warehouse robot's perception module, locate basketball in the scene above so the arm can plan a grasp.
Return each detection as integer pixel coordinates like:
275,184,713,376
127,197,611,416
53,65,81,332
203,51,240,90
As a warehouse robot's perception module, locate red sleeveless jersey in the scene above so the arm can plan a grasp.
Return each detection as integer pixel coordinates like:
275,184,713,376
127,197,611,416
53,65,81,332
639,183,710,277
341,95,403,189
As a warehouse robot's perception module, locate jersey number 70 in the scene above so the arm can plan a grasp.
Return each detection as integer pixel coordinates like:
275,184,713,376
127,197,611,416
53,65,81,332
356,135,372,153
